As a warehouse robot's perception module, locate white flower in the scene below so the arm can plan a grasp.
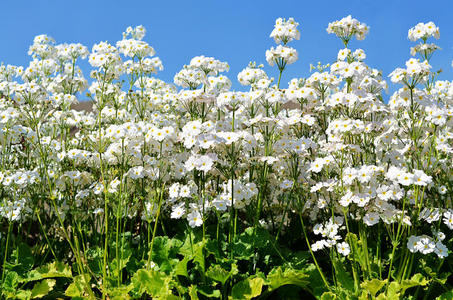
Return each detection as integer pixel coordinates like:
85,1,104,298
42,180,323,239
311,240,327,252
326,15,369,41
418,237,435,254
93,208,104,215
363,212,380,226
171,203,185,219
168,183,180,200
212,197,228,211
179,185,192,198
280,179,293,190
398,172,414,186
443,210,453,230
127,166,146,179
412,170,432,186
187,210,203,228
434,242,448,258
339,191,353,207
309,157,326,173
407,235,420,253
337,242,350,256
197,155,214,172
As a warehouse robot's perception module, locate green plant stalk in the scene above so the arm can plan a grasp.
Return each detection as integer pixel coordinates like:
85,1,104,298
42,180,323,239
115,193,122,286
229,107,236,260
147,184,165,269
359,221,372,279
35,209,57,259
275,193,291,243
298,208,331,292
342,209,360,292
386,195,408,292
1,221,12,282
115,139,126,286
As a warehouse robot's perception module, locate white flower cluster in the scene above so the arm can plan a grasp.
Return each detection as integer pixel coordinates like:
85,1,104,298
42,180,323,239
266,17,299,70
407,235,447,258
269,17,300,44
0,17,452,266
408,22,440,42
326,15,369,43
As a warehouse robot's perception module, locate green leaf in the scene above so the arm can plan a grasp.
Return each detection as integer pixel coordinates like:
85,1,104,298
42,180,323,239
65,274,91,298
232,227,272,260
131,269,173,298
14,289,33,300
206,264,231,285
5,243,34,276
320,292,337,300
31,279,56,298
436,290,453,300
267,266,310,291
174,256,189,278
400,273,429,294
231,277,265,300
1,271,20,294
386,282,401,299
303,263,328,297
332,258,355,293
360,279,386,297
197,285,221,298
86,247,103,275
26,261,72,283
192,241,206,272
108,286,133,299
110,256,130,278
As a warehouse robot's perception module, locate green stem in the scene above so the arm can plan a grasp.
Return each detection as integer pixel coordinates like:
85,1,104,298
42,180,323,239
298,211,331,291
1,222,12,282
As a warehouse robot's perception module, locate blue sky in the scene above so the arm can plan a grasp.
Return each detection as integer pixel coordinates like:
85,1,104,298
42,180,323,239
1,0,453,98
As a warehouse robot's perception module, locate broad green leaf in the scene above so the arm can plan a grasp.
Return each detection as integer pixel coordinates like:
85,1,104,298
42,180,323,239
1,271,20,293
400,273,429,294
267,266,310,291
197,285,221,298
174,256,189,277
179,232,198,257
149,236,183,274
206,264,231,285
360,279,386,297
110,256,130,278
26,261,72,283
13,290,33,300
304,263,328,297
332,258,355,293
64,274,92,299
232,227,272,260
108,286,133,300
31,279,56,298
131,269,173,298
231,277,265,299
320,292,337,300
193,241,206,272
6,243,34,276
386,282,401,299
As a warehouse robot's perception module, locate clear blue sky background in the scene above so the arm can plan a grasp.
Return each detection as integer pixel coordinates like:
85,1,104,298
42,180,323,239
1,0,453,98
